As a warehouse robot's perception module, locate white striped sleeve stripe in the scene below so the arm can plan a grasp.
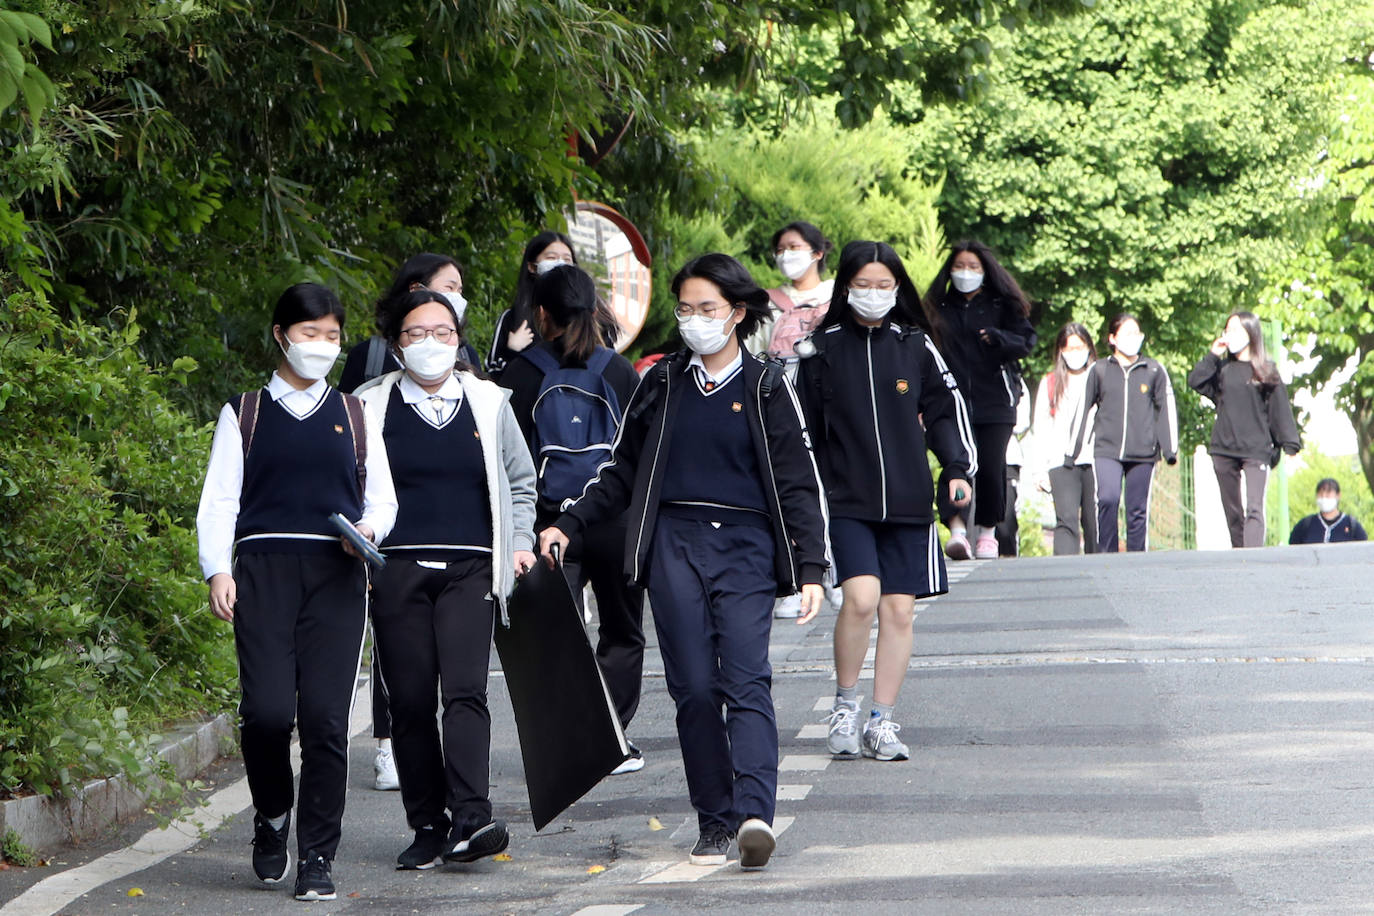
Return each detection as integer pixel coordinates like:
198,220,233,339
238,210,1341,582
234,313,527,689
924,338,979,479
781,372,832,573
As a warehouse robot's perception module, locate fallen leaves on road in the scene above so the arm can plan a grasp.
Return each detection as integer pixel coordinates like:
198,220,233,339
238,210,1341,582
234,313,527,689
127,888,144,897
647,817,663,831
586,865,606,875
493,853,513,862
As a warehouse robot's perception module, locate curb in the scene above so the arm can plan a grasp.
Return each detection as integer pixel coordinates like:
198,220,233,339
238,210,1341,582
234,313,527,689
0,713,234,854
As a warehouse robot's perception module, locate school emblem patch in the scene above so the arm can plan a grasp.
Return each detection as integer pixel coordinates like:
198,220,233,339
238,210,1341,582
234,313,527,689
473,430,481,439
731,401,743,413
334,424,344,434
1139,383,1149,394
895,379,910,394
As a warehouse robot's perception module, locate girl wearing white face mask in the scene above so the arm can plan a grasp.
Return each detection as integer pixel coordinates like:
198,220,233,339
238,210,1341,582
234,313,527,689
355,289,537,870
196,283,398,900
746,221,835,384
1067,314,1179,552
339,253,482,396
922,240,1038,560
1188,310,1301,548
798,241,976,765
539,253,828,871
1031,322,1099,555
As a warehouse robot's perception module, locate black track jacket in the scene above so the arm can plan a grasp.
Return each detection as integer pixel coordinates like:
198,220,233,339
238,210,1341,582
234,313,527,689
1069,355,1179,464
797,317,977,523
554,349,828,595
933,292,1037,424
1187,353,1301,463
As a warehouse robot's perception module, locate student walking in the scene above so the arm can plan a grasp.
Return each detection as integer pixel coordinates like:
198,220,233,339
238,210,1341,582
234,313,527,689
995,377,1032,556
797,241,975,764
1032,322,1099,555
197,283,398,901
356,289,537,870
339,253,481,394
538,253,828,871
922,240,1037,560
1068,314,1179,552
1290,478,1368,544
498,265,648,774
1187,310,1301,548
747,220,835,373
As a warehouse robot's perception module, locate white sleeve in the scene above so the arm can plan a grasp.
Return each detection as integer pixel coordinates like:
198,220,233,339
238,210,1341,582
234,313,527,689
357,408,397,543
1030,376,1051,474
196,404,243,580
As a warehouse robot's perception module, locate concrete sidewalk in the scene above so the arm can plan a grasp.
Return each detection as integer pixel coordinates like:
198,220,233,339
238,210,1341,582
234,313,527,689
4,542,1373,913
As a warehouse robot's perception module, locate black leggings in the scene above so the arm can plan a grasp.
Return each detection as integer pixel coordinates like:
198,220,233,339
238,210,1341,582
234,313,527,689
938,422,1014,529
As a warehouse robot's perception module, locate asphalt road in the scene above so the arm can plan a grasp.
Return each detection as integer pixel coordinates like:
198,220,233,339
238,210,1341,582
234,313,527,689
5,542,1374,914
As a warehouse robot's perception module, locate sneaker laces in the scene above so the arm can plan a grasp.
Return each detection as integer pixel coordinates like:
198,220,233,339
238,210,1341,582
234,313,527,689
867,717,901,745
826,703,858,737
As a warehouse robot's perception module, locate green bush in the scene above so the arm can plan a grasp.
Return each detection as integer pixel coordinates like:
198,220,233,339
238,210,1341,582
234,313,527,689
0,291,235,798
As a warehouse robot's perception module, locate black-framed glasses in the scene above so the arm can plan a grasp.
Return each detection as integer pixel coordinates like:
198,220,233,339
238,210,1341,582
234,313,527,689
401,327,459,343
674,302,734,319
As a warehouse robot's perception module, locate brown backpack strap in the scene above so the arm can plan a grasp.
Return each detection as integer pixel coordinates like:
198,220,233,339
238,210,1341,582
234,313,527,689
237,389,261,457
342,392,367,499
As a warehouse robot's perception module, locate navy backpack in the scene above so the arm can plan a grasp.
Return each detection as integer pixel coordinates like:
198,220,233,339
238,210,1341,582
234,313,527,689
522,346,624,506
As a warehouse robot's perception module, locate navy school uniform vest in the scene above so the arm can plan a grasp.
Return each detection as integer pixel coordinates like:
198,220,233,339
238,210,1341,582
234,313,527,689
380,385,492,560
659,368,769,528
234,387,361,555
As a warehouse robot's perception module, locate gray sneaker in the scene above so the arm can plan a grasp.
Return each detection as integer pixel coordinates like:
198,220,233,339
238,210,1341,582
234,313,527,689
826,701,861,758
862,716,910,761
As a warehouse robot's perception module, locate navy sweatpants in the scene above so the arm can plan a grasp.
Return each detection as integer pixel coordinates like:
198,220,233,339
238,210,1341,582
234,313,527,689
647,514,778,833
1095,458,1155,552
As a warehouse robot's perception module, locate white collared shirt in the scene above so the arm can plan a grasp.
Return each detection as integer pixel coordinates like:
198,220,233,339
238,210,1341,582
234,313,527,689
688,349,744,391
196,372,398,579
397,371,464,427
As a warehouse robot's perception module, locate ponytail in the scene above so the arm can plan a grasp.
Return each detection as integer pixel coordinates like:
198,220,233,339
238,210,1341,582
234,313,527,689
533,265,611,363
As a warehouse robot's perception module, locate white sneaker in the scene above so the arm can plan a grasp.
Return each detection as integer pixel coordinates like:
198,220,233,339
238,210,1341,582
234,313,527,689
773,594,802,619
861,716,910,761
373,746,400,791
737,818,775,869
826,701,861,758
610,743,644,775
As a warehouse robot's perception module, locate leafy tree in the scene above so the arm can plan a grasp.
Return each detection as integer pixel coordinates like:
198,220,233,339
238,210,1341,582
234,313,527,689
910,0,1348,449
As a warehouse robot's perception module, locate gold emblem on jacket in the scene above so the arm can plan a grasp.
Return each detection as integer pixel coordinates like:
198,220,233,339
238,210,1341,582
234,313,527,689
1139,382,1148,394
334,424,344,433
895,379,910,394
731,401,743,413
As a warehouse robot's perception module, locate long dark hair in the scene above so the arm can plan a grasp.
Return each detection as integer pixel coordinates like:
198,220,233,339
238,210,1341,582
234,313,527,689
1049,321,1097,415
512,231,578,322
922,239,1032,336
1228,310,1279,386
770,220,834,277
533,265,618,363
1107,312,1140,354
374,253,461,330
379,289,478,375
670,253,772,342
817,241,928,333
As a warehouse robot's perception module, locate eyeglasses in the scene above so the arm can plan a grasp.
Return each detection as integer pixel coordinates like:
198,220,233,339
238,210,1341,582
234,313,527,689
774,244,812,256
850,280,896,291
674,302,735,319
401,327,459,343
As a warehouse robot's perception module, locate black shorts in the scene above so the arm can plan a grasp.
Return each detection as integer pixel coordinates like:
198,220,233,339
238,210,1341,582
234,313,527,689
830,517,948,598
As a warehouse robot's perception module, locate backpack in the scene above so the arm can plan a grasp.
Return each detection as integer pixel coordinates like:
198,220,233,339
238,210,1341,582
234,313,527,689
235,388,368,498
523,347,624,504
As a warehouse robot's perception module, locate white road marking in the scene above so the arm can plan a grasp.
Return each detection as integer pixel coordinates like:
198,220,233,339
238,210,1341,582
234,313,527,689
1,682,374,916
796,723,829,739
778,754,831,772
777,784,812,801
639,817,795,884
571,907,644,916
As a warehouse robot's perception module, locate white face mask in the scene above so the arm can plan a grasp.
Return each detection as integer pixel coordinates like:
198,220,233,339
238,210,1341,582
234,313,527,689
677,313,735,355
1224,329,1250,355
848,287,897,322
280,336,340,380
1114,333,1143,357
536,258,571,276
1062,348,1090,371
1317,496,1339,514
951,269,984,294
775,249,814,282
434,290,468,321
402,336,459,381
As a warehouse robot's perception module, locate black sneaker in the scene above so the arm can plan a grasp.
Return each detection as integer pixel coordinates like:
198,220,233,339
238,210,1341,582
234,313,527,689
397,822,449,870
442,820,510,864
293,852,336,901
689,826,732,866
251,811,291,884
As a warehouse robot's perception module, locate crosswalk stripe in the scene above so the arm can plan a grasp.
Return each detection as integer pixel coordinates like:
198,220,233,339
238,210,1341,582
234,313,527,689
779,754,831,772
777,784,812,801
638,818,795,884
796,723,828,739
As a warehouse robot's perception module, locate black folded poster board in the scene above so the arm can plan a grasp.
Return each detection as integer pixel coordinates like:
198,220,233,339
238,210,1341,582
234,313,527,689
493,559,630,830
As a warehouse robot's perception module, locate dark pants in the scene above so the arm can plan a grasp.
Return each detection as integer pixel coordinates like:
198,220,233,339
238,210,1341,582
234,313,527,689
371,655,390,740
647,514,778,833
561,519,646,729
1049,464,1099,556
233,551,367,860
1212,455,1269,548
371,556,495,837
938,422,1014,529
1095,458,1155,552
994,464,1020,556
